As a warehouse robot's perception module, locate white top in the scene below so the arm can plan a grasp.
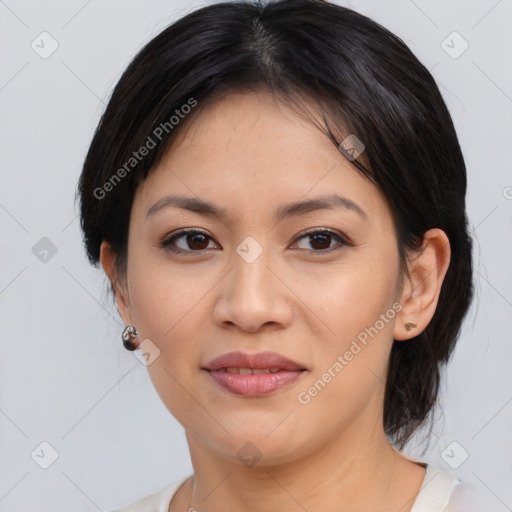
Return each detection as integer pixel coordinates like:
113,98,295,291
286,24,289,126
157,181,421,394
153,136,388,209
109,464,482,512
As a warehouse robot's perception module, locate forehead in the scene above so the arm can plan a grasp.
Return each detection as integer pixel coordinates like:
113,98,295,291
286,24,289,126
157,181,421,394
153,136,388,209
132,91,390,225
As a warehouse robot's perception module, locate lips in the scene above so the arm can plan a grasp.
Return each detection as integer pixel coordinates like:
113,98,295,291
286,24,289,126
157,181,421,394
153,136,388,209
203,351,307,372
202,351,307,396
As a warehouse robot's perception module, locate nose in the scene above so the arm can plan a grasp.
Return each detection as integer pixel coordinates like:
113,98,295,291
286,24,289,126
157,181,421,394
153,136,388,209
213,247,293,333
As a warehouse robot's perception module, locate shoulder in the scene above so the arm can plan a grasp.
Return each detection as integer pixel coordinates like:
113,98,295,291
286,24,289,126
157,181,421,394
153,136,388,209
107,476,190,512
443,479,491,512
410,463,488,512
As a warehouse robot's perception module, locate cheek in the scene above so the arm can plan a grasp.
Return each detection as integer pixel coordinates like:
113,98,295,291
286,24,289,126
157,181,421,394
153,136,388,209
127,263,209,426
128,256,211,340
293,253,397,343
294,285,396,433
294,252,398,396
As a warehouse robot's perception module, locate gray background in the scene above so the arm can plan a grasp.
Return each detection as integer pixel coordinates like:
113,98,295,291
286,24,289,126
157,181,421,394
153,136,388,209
1,0,511,510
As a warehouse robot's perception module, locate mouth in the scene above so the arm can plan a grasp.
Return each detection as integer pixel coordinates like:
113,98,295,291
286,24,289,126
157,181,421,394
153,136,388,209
204,368,307,396
202,351,308,396
213,367,293,374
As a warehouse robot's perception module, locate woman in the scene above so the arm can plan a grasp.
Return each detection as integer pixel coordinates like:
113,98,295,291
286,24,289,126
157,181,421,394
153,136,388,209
76,0,481,510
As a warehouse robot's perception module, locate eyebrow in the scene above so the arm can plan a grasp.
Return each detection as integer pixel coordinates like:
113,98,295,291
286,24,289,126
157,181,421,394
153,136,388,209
146,193,368,222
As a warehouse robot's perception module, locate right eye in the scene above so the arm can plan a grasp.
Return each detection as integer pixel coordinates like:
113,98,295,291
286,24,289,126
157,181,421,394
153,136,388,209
160,229,220,253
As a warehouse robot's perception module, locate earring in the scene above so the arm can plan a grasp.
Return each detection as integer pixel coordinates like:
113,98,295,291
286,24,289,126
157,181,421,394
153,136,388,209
122,325,138,351
404,321,417,331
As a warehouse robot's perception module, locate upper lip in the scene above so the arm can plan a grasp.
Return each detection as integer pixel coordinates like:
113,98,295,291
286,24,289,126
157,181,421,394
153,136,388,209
203,351,307,371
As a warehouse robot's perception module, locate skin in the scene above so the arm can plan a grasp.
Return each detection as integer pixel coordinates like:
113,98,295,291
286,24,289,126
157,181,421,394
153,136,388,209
101,91,451,512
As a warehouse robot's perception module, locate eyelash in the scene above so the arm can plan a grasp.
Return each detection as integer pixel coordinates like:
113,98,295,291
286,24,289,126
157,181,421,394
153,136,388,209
159,228,354,255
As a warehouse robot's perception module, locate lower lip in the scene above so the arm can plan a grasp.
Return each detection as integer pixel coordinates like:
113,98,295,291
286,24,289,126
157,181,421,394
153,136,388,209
206,369,306,396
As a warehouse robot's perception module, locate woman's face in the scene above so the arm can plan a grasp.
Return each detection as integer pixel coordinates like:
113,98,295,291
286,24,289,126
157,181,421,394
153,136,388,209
113,91,406,465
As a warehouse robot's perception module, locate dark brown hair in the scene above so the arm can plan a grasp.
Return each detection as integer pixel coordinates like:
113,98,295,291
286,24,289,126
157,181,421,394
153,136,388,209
76,0,474,449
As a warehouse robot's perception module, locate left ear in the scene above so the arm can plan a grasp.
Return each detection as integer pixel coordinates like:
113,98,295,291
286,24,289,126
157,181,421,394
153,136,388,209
394,228,451,341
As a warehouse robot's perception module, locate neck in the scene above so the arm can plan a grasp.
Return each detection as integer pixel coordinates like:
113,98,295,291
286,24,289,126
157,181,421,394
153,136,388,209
180,418,425,512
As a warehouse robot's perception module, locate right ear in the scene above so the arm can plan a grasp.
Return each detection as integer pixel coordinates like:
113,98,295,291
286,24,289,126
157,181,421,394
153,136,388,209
99,241,133,326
